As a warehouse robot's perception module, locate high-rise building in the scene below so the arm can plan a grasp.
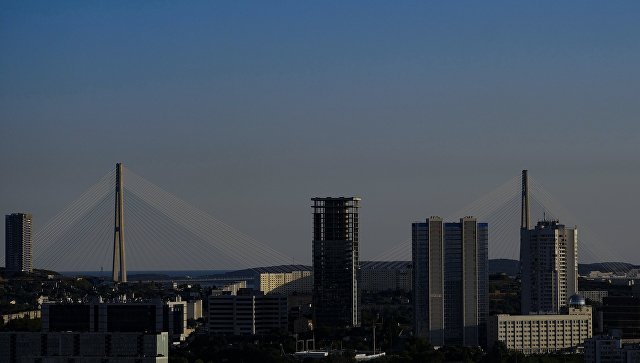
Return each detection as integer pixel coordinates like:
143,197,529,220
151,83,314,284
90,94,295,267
312,197,360,328
520,170,578,314
413,216,488,347
520,220,578,314
5,213,33,273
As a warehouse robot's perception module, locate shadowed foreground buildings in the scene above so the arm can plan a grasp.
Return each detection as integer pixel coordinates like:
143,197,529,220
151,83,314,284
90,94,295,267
0,331,168,363
600,296,640,340
208,288,288,335
312,197,361,328
5,213,33,273
412,216,488,347
585,334,640,363
42,299,189,343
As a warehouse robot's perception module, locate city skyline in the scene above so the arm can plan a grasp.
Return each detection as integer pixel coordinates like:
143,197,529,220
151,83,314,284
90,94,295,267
2,2,640,267
2,3,639,362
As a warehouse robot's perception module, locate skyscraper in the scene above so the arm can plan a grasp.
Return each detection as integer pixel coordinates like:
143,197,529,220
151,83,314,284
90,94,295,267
5,213,33,273
520,170,578,314
520,220,578,314
312,197,360,328
413,216,488,347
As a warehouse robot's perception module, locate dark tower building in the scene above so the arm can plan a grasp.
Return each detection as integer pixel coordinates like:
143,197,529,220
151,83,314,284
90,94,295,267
5,213,33,273
413,216,488,347
312,197,360,328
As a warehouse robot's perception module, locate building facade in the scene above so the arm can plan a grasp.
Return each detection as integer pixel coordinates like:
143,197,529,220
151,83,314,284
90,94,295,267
520,219,578,314
1,310,40,324
580,290,609,304
0,331,168,363
412,216,488,347
312,197,361,328
360,261,412,292
584,335,640,363
601,297,640,339
208,288,287,335
187,299,203,320
5,213,33,273
488,299,592,355
42,299,188,342
258,270,313,295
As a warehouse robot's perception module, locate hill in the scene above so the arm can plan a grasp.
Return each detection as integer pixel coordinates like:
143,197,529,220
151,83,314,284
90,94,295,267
488,259,640,276
489,259,520,276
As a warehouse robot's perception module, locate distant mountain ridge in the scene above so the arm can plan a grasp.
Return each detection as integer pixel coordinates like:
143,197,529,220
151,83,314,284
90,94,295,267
489,259,520,276
578,262,640,275
488,259,640,276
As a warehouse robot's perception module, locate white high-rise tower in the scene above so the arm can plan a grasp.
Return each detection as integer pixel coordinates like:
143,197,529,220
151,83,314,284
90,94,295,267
520,170,578,314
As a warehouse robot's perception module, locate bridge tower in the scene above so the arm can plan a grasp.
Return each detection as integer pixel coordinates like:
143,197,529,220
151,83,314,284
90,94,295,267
521,169,530,230
112,163,127,282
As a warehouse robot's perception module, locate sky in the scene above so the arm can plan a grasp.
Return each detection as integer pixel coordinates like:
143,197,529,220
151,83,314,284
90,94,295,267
1,1,640,269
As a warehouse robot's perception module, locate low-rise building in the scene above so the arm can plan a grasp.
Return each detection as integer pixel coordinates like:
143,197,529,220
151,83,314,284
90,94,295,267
488,296,592,354
584,335,640,363
601,297,640,339
212,265,312,296
257,270,312,295
0,331,168,363
210,280,247,296
360,261,412,292
209,288,287,335
42,298,189,342
580,290,609,304
1,310,40,324
187,299,203,320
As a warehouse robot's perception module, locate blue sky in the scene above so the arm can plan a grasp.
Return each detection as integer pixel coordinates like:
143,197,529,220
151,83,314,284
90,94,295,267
1,1,640,268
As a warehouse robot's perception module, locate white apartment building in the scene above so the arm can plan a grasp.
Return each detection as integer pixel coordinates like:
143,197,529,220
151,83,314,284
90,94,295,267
520,220,578,314
488,296,592,354
187,299,203,320
257,270,312,295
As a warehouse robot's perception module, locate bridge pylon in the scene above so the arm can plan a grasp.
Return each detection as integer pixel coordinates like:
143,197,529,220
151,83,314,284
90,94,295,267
112,163,127,282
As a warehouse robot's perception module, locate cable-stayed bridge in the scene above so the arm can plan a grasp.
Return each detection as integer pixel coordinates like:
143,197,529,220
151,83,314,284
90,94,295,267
33,164,296,276
370,172,628,272
32,164,627,280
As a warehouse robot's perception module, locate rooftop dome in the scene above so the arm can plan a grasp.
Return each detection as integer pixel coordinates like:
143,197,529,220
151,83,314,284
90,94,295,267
569,294,586,306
